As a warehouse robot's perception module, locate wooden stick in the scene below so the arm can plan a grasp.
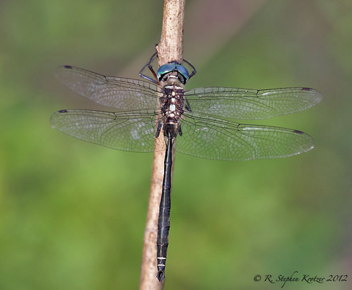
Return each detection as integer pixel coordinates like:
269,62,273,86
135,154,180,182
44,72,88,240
139,0,185,289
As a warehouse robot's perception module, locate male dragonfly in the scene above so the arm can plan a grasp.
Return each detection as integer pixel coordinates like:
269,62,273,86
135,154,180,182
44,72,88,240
51,51,322,281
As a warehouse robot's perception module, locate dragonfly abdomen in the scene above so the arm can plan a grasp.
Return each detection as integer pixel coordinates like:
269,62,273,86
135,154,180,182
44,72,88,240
156,135,173,282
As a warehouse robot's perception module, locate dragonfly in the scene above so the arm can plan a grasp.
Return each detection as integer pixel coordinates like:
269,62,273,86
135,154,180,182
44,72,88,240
51,51,322,282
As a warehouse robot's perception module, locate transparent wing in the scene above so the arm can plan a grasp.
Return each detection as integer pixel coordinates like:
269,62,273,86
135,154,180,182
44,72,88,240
185,87,322,119
50,109,157,152
176,112,314,161
55,66,158,110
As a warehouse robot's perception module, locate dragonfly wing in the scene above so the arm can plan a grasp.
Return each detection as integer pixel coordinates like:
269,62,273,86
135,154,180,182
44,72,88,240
55,66,158,110
185,87,322,119
50,109,157,152
176,113,314,161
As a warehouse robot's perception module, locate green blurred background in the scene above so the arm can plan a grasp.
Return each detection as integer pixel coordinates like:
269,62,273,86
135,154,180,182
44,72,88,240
1,0,351,289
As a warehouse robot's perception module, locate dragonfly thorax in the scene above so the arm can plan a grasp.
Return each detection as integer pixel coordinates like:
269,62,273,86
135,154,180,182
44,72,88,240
159,84,185,138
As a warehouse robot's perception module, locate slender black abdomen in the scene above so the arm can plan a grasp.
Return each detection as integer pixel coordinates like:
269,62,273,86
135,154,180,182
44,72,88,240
156,135,173,282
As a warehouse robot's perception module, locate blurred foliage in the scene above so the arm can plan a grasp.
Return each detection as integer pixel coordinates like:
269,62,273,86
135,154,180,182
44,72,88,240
0,0,351,289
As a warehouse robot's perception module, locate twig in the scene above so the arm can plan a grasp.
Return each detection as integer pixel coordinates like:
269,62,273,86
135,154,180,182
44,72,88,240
139,0,185,289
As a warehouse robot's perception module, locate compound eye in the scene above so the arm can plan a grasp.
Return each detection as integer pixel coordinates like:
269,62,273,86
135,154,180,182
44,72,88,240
156,62,190,84
157,63,177,81
176,64,189,84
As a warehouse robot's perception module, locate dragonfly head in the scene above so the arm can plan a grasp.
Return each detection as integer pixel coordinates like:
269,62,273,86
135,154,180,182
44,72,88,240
157,62,190,85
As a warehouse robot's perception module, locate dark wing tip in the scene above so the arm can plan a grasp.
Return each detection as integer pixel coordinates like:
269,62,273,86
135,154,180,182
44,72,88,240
50,111,60,129
55,65,69,78
55,65,74,73
299,87,323,107
306,87,323,100
293,130,315,152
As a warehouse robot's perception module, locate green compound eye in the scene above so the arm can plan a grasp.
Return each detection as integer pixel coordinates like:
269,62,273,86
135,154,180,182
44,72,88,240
157,62,190,84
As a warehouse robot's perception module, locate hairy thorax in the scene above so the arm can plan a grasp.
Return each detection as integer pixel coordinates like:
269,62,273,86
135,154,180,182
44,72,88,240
159,74,185,138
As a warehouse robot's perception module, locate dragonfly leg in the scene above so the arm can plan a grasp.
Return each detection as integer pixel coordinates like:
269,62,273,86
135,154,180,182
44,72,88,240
185,97,192,112
183,58,197,79
178,124,182,136
155,118,162,138
139,51,159,84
